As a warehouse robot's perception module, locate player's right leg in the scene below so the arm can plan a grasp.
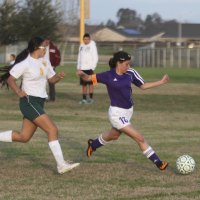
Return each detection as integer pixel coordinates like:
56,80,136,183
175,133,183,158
79,78,88,104
87,83,94,104
121,124,168,170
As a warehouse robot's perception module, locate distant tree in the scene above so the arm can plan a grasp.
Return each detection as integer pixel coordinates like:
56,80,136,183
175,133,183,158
0,0,17,44
8,0,62,42
116,8,143,30
163,19,178,26
145,13,163,25
143,13,163,34
143,13,178,35
0,0,63,44
113,8,179,35
106,19,116,27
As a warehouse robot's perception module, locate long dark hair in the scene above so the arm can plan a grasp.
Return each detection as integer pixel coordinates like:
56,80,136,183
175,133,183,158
0,37,45,88
109,51,131,69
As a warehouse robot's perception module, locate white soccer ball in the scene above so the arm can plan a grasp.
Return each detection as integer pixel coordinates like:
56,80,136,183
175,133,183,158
176,155,195,175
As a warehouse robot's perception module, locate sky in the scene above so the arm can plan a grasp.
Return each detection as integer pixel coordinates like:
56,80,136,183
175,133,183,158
89,0,200,24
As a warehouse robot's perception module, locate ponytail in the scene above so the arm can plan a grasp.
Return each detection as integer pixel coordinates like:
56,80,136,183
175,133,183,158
108,57,117,69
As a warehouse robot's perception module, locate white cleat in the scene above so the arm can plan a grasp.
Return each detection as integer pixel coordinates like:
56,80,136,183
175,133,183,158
79,99,88,104
57,161,80,174
87,98,94,104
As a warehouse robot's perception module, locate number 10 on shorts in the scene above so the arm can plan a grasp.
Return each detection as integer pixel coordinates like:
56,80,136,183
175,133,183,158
119,117,128,124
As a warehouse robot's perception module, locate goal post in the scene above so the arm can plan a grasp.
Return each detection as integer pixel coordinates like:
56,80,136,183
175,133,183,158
80,0,90,44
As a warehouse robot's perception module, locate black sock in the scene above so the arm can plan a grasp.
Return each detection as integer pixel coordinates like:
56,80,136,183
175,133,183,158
89,93,93,99
83,94,87,100
91,138,103,150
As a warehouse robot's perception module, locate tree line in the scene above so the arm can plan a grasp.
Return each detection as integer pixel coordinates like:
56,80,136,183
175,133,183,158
105,8,178,35
0,0,62,45
0,0,179,45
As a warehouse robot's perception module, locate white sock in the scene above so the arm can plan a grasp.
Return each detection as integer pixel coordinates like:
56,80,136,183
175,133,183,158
48,140,65,167
0,130,12,142
143,146,155,158
98,134,109,145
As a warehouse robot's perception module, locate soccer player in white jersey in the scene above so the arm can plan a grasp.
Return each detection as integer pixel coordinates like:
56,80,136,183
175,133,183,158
77,51,170,170
0,37,79,174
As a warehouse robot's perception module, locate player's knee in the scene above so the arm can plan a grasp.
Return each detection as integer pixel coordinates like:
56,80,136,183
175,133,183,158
112,134,120,140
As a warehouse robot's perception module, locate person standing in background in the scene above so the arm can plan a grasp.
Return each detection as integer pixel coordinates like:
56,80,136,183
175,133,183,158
44,40,61,102
77,33,98,104
9,54,16,65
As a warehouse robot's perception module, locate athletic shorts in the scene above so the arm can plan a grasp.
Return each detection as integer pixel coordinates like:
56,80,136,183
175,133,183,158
108,106,133,130
80,69,94,85
19,95,46,121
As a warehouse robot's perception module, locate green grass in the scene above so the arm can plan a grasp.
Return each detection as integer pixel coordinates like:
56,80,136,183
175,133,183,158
0,66,200,199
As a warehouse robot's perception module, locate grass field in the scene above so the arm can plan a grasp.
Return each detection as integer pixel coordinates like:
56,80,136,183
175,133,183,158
0,65,200,200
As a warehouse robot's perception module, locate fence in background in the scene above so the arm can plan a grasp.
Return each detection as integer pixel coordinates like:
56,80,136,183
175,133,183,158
60,43,200,68
133,47,200,68
0,42,200,68
0,42,26,65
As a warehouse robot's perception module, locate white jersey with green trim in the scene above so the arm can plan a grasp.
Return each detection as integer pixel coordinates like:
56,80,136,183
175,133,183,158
10,54,55,98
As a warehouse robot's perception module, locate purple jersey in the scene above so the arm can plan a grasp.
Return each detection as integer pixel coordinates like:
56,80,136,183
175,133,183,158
96,68,144,109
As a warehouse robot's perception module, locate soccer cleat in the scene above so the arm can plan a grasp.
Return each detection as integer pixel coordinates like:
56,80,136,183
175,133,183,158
87,139,94,157
158,161,168,170
79,99,88,104
57,161,80,174
87,98,94,104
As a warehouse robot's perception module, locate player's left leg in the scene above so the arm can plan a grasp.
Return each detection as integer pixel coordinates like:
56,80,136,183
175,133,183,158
87,128,121,157
121,124,168,170
34,113,80,174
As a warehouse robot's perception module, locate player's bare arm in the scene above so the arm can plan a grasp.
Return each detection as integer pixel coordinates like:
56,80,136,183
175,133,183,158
7,75,27,97
76,70,92,81
48,71,65,84
140,74,170,90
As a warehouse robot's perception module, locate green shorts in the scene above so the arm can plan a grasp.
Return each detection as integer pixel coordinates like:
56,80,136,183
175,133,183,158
19,96,46,121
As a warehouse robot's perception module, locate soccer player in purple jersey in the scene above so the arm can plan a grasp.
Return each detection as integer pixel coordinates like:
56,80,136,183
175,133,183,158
77,51,170,170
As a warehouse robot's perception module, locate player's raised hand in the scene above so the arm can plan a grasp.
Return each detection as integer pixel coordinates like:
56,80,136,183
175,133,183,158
161,74,170,84
76,70,84,77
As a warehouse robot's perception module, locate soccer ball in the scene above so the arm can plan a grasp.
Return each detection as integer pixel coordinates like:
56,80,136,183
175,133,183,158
176,155,195,175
